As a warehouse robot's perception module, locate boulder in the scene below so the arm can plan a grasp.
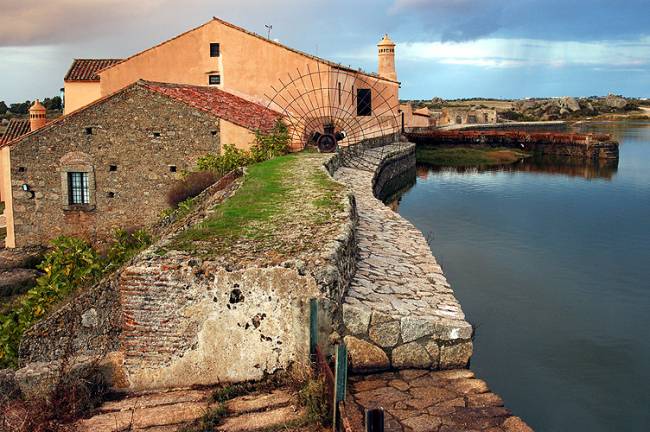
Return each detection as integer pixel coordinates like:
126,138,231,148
558,96,580,112
344,336,389,372
342,304,371,335
0,368,22,400
0,268,40,298
392,342,432,369
605,94,627,109
440,341,473,369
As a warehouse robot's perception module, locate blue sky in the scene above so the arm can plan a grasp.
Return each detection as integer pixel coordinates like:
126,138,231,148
1,0,649,103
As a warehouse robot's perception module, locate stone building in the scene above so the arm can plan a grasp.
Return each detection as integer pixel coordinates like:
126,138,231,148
1,81,281,248
63,17,400,150
0,101,48,206
439,107,498,126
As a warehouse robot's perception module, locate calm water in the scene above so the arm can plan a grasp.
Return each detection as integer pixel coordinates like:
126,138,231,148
392,123,650,432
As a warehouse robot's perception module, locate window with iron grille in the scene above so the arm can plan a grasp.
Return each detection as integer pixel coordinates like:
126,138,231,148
209,74,221,85
68,172,89,205
356,88,372,116
210,43,220,57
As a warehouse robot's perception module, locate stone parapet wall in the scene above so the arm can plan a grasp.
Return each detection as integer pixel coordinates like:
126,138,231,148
334,143,474,373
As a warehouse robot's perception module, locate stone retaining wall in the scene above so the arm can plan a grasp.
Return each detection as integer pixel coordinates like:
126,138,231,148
335,143,474,373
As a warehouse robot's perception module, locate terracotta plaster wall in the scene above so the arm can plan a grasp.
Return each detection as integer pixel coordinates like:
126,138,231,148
220,119,256,151
64,81,102,114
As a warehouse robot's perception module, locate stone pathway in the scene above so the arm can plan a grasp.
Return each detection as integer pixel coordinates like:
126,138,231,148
75,387,309,432
334,145,472,371
345,369,532,432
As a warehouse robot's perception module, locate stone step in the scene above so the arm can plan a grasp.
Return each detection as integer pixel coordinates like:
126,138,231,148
76,400,210,432
225,389,294,414
97,389,213,414
219,405,307,432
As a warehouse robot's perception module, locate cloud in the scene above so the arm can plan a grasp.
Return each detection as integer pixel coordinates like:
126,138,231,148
0,0,179,46
341,36,650,70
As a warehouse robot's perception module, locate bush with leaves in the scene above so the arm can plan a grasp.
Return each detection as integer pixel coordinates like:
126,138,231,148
0,230,151,368
196,120,290,176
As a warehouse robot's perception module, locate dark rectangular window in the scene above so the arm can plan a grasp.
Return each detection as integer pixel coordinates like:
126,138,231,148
357,88,372,116
68,172,89,205
209,74,221,85
210,43,220,57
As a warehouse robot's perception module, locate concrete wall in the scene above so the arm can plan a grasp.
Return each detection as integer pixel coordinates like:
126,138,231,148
8,85,220,247
64,81,102,114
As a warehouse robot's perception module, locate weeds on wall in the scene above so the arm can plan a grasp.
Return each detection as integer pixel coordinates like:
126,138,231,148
0,229,151,368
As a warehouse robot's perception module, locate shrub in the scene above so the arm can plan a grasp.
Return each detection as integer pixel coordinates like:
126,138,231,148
196,120,290,175
0,231,151,369
167,171,218,208
250,120,290,162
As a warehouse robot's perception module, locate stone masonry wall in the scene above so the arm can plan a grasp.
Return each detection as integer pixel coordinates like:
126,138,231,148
18,172,243,366
335,143,474,372
9,84,221,247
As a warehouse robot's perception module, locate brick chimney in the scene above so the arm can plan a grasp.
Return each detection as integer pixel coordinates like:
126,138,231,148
29,99,47,131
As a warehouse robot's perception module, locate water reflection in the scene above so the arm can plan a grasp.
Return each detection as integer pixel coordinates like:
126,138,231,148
416,155,619,181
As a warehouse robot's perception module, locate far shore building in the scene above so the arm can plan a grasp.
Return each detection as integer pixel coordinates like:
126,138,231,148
1,81,281,248
438,107,498,126
2,17,400,248
400,103,433,128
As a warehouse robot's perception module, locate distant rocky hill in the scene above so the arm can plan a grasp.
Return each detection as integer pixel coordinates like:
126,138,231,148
404,95,650,122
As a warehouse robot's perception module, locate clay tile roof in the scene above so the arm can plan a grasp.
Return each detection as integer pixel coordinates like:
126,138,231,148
0,119,31,146
141,81,283,133
64,59,123,81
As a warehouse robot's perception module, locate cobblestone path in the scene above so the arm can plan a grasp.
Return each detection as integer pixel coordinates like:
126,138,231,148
334,145,472,371
346,369,532,432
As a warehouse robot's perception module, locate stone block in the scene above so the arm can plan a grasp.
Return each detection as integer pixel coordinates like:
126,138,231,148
0,369,22,400
343,303,371,335
344,336,390,372
369,320,400,348
392,342,432,369
440,341,473,369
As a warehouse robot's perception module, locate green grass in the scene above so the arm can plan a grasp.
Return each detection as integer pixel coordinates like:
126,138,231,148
174,155,293,244
416,146,531,166
168,152,345,258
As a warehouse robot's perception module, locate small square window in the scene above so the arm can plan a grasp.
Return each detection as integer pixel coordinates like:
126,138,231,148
153,132,161,138
210,43,220,57
18,167,26,173
209,75,221,85
106,192,115,198
85,127,93,135
211,130,217,136
109,165,117,172
169,165,177,173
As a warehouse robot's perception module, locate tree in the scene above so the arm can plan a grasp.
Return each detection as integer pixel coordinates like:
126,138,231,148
0,101,7,115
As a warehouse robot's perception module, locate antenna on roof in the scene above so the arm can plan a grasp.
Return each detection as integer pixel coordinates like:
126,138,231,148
265,24,272,39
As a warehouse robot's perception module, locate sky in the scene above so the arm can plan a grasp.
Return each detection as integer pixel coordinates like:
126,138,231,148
1,0,649,103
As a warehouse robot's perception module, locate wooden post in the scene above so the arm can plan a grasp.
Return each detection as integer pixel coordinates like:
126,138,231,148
332,343,348,430
309,298,318,357
365,408,384,432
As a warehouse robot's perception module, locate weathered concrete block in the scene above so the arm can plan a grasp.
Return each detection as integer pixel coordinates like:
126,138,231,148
344,336,389,373
392,342,432,369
